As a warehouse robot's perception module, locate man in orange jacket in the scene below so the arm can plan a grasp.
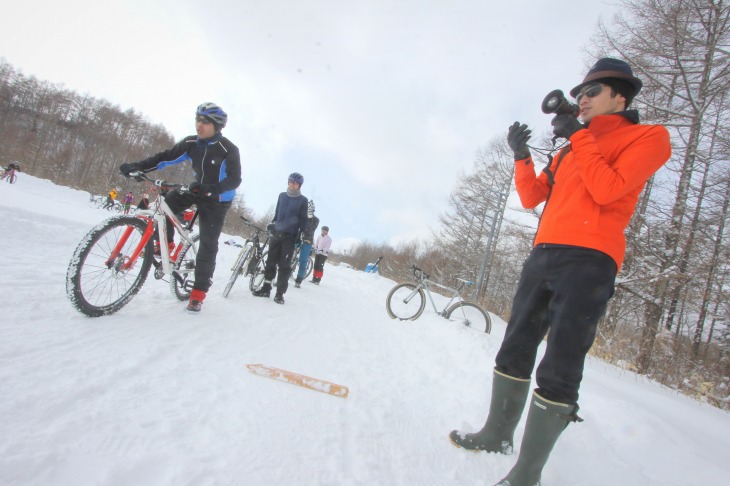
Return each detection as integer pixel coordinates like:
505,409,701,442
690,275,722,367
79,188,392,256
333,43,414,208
450,58,671,486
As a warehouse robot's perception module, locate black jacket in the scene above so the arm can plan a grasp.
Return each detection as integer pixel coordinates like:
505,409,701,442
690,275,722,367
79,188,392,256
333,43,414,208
137,133,242,202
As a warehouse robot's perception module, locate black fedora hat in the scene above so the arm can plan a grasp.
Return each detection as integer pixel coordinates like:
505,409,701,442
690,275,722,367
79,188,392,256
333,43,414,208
570,58,643,98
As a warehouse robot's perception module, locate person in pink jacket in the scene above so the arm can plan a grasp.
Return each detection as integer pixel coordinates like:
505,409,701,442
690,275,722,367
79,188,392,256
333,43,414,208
310,226,331,284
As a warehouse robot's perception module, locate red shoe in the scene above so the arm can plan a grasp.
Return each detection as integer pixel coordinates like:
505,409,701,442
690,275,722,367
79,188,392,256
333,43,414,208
187,289,206,313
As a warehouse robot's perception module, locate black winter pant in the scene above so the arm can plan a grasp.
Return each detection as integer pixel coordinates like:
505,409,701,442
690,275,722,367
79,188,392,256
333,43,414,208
263,233,296,294
495,246,617,405
164,190,230,293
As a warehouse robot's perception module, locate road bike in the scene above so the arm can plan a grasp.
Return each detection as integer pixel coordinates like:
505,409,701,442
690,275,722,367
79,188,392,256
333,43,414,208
289,241,314,281
222,216,271,298
385,265,491,333
66,171,199,317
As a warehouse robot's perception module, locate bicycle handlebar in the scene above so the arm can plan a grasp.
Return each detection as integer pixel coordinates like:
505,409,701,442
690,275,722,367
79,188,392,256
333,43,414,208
239,215,266,234
412,265,474,287
128,171,191,192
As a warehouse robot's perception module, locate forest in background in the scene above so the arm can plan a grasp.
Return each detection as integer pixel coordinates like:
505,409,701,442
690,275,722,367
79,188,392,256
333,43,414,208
1,0,728,409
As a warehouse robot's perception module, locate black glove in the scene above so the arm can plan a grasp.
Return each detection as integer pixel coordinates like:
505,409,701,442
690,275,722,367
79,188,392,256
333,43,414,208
119,162,142,177
267,223,276,232
188,181,202,193
507,122,531,160
551,114,584,140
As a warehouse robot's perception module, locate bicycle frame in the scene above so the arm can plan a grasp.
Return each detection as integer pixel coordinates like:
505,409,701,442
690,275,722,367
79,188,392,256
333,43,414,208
407,277,466,317
105,190,197,278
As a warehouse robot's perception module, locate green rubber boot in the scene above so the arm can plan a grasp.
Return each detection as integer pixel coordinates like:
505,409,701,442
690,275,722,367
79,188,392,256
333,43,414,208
449,369,531,454
494,392,582,486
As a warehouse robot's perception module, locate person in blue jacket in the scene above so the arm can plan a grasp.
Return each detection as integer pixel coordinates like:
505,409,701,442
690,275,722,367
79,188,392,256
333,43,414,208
252,172,308,304
119,102,242,313
294,200,319,288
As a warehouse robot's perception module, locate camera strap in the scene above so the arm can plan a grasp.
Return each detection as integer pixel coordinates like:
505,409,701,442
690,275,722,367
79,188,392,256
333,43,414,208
542,145,571,187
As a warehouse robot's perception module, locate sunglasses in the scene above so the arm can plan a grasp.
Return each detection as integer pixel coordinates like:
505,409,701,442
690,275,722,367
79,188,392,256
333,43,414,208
576,83,605,103
195,115,213,124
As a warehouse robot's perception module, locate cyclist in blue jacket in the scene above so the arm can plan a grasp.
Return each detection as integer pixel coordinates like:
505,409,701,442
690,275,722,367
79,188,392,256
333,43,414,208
119,102,242,313
252,172,308,304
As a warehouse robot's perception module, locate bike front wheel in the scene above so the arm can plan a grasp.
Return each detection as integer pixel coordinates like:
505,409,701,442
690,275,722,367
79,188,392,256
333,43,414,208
170,234,200,301
386,283,426,320
446,302,491,333
222,244,253,298
66,216,153,317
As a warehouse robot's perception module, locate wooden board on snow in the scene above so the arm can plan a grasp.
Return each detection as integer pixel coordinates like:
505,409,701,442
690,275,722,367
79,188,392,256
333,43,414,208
246,364,349,398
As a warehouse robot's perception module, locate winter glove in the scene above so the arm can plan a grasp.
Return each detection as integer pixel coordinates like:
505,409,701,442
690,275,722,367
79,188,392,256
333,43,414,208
188,181,202,194
551,114,584,140
119,162,142,177
507,122,532,160
267,223,276,232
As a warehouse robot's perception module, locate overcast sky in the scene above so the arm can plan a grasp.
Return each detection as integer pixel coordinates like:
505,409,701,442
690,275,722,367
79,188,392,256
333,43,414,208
1,0,619,250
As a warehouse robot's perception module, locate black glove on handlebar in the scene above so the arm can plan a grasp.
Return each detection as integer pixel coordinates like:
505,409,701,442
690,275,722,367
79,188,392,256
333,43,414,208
119,162,142,177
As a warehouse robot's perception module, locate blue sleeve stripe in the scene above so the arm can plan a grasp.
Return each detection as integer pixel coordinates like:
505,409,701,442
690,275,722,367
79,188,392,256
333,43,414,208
157,153,191,170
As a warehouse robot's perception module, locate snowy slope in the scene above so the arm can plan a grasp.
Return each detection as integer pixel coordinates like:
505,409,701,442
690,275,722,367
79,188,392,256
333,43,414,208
1,175,728,486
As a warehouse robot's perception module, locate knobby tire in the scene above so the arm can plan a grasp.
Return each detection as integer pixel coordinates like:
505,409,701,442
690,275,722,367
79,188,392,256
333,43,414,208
66,216,153,317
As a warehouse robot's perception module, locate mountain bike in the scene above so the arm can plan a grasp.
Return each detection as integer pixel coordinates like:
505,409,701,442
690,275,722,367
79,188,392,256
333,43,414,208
289,241,314,281
66,171,199,317
385,265,491,333
222,216,271,298
1,166,18,184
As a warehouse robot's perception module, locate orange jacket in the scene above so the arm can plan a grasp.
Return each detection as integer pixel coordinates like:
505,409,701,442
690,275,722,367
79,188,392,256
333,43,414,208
515,112,671,270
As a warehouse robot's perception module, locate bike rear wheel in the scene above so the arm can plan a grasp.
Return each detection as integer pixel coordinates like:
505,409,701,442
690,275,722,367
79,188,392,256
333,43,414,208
66,216,153,317
170,234,200,301
223,244,253,298
249,252,268,291
446,302,491,333
386,283,426,320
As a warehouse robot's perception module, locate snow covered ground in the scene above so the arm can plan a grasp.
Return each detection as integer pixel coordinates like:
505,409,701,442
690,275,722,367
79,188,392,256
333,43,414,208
1,175,728,486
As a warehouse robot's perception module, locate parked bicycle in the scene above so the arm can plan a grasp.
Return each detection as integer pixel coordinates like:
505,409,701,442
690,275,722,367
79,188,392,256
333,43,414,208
222,216,271,298
66,171,199,317
385,265,491,333
289,241,314,281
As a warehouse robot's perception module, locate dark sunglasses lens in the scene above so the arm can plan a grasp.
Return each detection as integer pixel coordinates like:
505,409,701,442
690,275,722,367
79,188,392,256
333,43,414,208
577,84,603,103
196,115,211,124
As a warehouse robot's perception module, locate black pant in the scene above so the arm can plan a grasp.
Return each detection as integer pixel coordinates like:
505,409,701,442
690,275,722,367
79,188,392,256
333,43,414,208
164,190,230,293
495,246,617,405
263,233,296,294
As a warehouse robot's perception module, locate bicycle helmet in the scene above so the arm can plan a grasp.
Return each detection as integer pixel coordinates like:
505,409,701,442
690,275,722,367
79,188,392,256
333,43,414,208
196,102,228,128
288,172,304,186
